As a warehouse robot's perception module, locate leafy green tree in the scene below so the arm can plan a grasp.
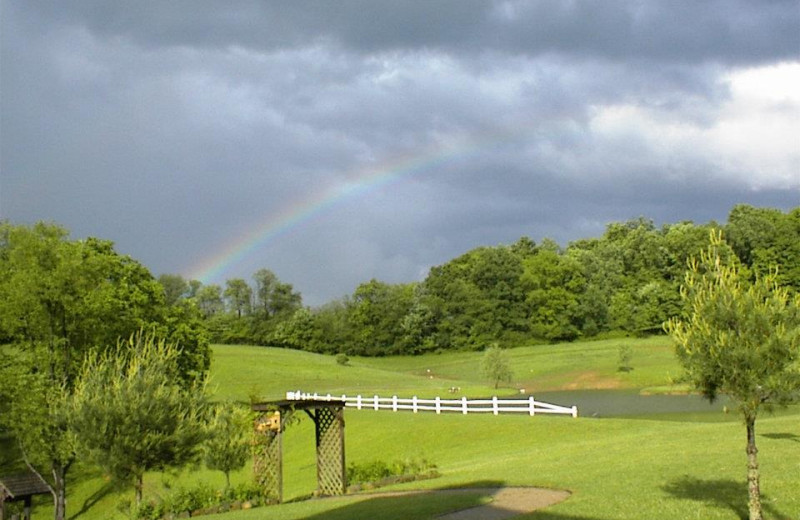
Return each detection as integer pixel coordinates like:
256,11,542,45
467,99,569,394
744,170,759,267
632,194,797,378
665,233,800,520
347,280,415,355
204,402,251,489
481,345,513,389
0,352,76,520
71,332,208,505
224,278,253,318
0,222,208,519
521,247,585,341
269,307,325,351
253,268,279,315
196,284,224,317
158,273,189,306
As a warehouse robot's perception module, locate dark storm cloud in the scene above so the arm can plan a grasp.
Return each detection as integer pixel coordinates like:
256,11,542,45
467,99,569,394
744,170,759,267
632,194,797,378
2,1,798,305
20,0,800,65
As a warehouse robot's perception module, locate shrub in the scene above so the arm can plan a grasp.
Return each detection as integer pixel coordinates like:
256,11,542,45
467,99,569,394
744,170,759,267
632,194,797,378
347,458,437,486
335,353,350,366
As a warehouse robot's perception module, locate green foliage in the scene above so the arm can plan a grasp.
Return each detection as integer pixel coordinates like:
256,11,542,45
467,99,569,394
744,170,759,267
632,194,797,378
71,332,209,504
617,344,633,372
335,353,350,366
666,233,800,413
0,221,211,519
134,482,264,519
666,231,800,520
481,345,513,389
158,273,189,306
346,458,437,486
224,278,252,318
188,205,797,356
204,402,252,488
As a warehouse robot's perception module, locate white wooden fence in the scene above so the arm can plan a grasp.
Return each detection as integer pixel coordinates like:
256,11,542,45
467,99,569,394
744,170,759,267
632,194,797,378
286,391,578,418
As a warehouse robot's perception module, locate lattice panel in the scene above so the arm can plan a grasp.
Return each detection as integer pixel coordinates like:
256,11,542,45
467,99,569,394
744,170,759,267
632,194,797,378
315,407,345,496
253,412,283,502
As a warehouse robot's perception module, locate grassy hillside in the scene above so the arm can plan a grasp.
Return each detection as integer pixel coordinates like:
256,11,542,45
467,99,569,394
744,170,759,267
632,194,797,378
24,338,800,519
211,336,684,403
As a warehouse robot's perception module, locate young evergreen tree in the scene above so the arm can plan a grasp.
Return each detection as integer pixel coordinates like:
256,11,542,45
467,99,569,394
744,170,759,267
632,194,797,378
71,332,208,505
204,402,252,489
665,232,800,520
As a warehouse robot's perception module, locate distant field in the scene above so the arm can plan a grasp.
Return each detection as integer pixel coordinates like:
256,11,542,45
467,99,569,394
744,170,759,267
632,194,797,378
24,338,800,519
210,336,684,403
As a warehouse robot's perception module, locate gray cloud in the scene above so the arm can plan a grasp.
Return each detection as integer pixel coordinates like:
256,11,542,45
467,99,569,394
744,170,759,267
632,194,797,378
2,1,798,305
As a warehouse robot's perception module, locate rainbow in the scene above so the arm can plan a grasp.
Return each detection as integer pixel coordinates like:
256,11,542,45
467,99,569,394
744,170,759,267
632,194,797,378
186,128,530,284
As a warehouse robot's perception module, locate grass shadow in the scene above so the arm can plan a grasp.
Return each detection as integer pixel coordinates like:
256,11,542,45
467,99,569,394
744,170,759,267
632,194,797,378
662,476,785,520
761,432,800,443
68,480,116,520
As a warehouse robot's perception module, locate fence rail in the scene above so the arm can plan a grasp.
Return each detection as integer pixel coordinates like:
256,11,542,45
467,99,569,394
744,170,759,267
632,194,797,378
286,391,578,418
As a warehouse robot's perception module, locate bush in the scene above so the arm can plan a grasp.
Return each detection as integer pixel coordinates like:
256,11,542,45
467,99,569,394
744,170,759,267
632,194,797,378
335,353,350,366
347,458,437,486
617,344,633,372
135,481,264,519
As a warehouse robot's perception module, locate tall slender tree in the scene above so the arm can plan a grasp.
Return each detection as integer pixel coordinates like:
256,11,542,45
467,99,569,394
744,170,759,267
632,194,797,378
665,232,800,520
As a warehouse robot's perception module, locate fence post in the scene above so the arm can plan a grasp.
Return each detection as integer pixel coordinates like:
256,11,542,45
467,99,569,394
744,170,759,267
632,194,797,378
462,396,468,414
356,395,362,410
435,396,441,414
412,396,418,413
529,396,535,416
492,396,498,415
374,395,379,411
326,393,331,401
571,405,578,418
392,395,398,412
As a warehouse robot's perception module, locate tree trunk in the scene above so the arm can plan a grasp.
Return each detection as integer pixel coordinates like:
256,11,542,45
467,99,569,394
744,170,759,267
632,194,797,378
745,417,763,520
52,464,67,520
134,473,144,506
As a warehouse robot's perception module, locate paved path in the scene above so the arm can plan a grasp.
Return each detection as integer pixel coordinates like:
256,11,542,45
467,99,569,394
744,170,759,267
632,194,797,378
434,487,570,520
351,486,570,519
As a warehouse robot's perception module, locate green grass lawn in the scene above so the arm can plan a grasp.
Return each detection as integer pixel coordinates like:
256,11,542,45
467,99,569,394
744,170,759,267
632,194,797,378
20,338,800,519
211,336,684,403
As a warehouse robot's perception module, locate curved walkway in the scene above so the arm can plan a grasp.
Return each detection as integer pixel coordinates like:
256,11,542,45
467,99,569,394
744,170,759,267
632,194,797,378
435,487,570,520
358,486,570,519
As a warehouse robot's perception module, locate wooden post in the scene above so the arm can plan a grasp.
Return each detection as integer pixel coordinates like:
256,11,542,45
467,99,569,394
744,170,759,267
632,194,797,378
492,396,499,415
529,396,535,416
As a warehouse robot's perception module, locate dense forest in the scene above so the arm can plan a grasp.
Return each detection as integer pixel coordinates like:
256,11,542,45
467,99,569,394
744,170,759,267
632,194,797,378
157,204,799,356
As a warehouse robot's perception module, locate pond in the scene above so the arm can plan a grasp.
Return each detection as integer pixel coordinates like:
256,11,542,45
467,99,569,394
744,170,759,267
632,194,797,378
528,389,733,420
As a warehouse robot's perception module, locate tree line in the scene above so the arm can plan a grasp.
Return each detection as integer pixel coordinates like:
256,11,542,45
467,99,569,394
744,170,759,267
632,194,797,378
174,204,798,355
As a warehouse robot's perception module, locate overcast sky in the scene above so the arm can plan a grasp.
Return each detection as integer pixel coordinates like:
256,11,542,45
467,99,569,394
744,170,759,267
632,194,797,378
2,1,799,305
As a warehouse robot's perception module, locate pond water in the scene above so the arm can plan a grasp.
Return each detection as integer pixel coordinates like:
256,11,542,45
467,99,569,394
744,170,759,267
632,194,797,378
527,389,733,419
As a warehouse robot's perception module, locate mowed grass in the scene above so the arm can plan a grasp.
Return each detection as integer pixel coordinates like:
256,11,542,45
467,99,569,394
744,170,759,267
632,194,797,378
28,338,800,519
211,336,684,403
355,336,682,394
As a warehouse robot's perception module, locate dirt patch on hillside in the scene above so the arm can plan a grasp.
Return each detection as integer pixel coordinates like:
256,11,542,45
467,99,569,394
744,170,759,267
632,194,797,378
561,370,622,390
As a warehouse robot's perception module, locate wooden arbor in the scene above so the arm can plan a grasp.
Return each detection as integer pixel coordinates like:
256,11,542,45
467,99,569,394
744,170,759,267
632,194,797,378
0,472,50,520
251,399,345,502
